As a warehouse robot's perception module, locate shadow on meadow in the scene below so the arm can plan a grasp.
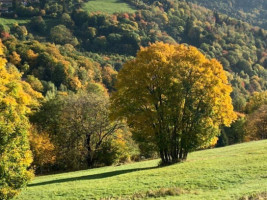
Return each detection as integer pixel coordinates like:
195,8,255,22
29,166,158,187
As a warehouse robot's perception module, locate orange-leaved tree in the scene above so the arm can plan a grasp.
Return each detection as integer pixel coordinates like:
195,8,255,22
29,126,56,174
111,42,236,164
0,41,42,199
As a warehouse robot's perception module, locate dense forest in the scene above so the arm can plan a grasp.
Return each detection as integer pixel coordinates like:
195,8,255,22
0,0,267,198
1,0,266,108
187,0,267,29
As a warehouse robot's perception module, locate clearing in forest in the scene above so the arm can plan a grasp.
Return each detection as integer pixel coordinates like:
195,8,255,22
83,0,136,14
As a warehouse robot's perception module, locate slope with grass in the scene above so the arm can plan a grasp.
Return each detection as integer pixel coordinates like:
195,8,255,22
0,18,30,28
16,140,267,200
83,0,136,14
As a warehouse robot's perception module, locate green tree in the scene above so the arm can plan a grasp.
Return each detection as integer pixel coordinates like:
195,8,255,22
111,42,236,164
50,25,78,46
61,13,74,27
29,16,47,33
33,92,121,169
223,116,246,145
245,91,267,113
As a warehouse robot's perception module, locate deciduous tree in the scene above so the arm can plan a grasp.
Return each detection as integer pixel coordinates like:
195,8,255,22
33,92,122,169
111,42,236,164
245,105,267,141
245,91,267,113
29,126,56,174
0,42,42,199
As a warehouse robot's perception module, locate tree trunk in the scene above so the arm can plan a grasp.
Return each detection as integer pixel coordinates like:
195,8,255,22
182,151,188,160
87,152,94,167
158,131,189,164
159,149,164,163
86,134,94,167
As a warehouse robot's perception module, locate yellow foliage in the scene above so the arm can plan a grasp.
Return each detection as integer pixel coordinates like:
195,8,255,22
27,49,39,60
111,129,131,163
9,51,21,65
27,49,39,66
0,40,43,199
29,127,56,171
201,137,219,149
69,76,82,90
111,42,237,162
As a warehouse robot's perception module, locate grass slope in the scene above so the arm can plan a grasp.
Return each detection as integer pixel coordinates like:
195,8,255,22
83,0,136,14
0,18,29,28
17,140,267,200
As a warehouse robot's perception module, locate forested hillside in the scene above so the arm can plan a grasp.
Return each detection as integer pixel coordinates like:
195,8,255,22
187,0,267,29
1,0,266,110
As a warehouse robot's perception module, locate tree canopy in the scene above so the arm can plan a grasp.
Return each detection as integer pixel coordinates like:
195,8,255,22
32,92,122,169
111,42,237,164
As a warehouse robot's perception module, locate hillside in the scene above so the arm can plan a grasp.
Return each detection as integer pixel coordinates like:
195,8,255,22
1,0,266,111
187,0,267,29
16,140,267,200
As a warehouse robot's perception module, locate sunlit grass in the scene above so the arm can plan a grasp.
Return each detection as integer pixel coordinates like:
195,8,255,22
83,0,136,14
16,140,267,199
0,17,30,28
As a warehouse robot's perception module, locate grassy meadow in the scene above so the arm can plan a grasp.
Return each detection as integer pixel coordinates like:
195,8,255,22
83,0,136,14
16,140,267,199
0,17,29,28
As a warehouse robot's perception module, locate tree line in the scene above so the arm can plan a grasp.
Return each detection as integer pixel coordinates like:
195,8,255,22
2,0,266,107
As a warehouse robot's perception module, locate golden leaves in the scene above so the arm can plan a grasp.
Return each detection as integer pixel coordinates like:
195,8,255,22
0,41,43,199
112,42,237,153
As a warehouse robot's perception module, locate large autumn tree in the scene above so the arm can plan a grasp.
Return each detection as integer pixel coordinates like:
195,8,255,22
0,42,42,199
111,42,237,164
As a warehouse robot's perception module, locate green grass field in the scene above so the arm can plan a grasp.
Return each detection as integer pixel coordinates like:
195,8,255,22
0,17,30,28
83,0,136,14
16,140,267,200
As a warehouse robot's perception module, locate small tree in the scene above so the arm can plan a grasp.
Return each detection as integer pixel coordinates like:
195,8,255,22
33,92,122,169
111,42,236,164
29,16,47,33
222,116,246,145
245,105,267,141
29,126,56,174
50,25,78,46
245,91,267,113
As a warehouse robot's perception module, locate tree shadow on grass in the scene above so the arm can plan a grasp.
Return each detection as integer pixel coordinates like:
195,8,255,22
29,166,158,187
